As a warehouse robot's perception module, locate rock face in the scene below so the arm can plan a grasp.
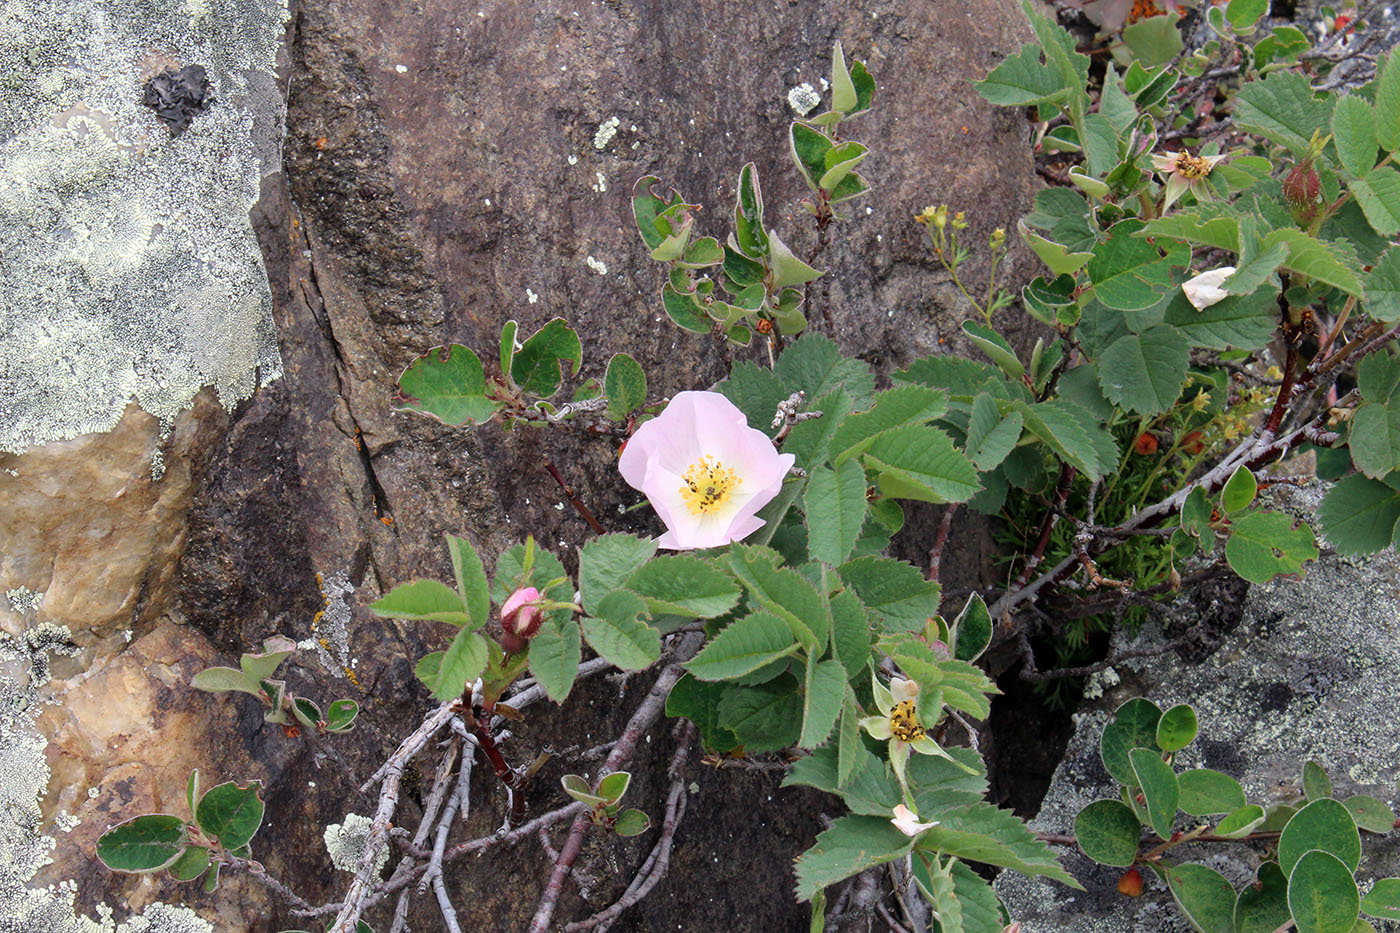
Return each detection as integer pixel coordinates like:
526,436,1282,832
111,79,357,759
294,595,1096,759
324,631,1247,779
4,0,1046,930
995,502,1400,932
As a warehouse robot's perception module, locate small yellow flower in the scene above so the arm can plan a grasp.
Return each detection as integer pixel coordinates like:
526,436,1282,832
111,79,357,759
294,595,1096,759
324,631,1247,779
1151,150,1229,212
1191,392,1211,413
1265,365,1283,381
952,211,968,230
859,673,972,792
989,227,1006,250
915,205,938,225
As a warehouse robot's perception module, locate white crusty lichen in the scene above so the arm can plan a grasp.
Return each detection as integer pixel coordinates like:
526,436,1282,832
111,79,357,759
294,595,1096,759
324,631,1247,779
0,0,289,453
324,813,388,876
585,255,608,275
786,82,821,116
592,115,620,150
301,569,355,681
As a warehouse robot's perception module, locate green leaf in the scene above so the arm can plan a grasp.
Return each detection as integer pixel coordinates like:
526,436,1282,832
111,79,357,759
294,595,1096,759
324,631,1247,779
1155,704,1198,753
793,815,914,902
837,556,941,634
1129,747,1179,839
369,579,472,626
686,611,797,681
790,122,832,192
1141,211,1242,253
1289,850,1361,933
666,673,738,752
1304,760,1334,802
804,459,869,566
733,162,768,259
325,699,358,732
962,321,1025,379
720,361,788,439
1014,399,1119,480
582,591,660,671
1343,795,1395,834
862,425,981,504
604,353,647,420
1222,465,1258,513
1361,877,1400,920
964,395,1022,471
729,545,829,650
1224,243,1288,296
1073,799,1142,867
974,41,1077,108
1332,95,1379,178
1165,863,1236,933
632,176,686,250
613,808,650,837
499,319,519,376
1178,769,1246,816
578,534,656,616
1351,403,1400,479
166,844,211,882
952,594,992,664
836,687,862,786
819,141,869,191
829,589,872,680
1349,166,1400,236
528,618,581,703
1101,698,1163,787
1162,284,1278,352
1122,11,1182,67
768,228,823,290
97,815,188,873
1260,228,1365,297
596,770,630,804
1376,49,1400,151
1095,325,1190,416
511,318,582,398
830,385,949,465
190,667,259,696
1279,798,1361,875
186,770,199,818
238,637,295,684
446,534,490,630
291,696,322,729
1087,219,1188,312
916,801,1081,888
1317,475,1400,556
625,556,740,619
394,344,501,426
1226,0,1268,29
776,335,876,411
718,676,802,753
428,628,489,700
414,652,442,689
1365,246,1400,322
195,780,264,850
1215,804,1267,838
660,282,712,333
1224,509,1318,583
1019,221,1094,277
1236,862,1291,933
830,40,857,112
1235,71,1334,156
800,658,845,749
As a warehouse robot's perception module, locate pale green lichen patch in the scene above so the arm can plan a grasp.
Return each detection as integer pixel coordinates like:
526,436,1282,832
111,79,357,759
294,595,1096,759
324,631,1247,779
0,0,289,453
324,813,387,876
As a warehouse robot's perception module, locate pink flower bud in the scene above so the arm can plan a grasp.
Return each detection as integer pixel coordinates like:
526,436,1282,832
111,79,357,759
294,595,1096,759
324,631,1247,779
501,587,542,640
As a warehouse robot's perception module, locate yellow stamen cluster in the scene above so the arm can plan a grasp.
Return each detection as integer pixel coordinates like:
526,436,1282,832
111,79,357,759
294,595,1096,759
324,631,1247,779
679,455,741,516
889,700,926,743
1176,154,1215,179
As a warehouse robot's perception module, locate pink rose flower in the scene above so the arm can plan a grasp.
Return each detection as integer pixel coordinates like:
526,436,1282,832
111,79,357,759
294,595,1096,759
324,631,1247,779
618,391,795,551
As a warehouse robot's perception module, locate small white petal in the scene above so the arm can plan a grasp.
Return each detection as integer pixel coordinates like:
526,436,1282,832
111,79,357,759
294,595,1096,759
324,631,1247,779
890,804,940,836
890,677,920,704
1182,266,1236,310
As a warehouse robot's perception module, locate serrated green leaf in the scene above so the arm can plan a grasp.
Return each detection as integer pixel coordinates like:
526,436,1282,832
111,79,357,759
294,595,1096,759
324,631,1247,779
1141,211,1242,253
800,658,845,749
1375,50,1400,151
1165,863,1236,933
1014,399,1119,480
776,335,876,411
581,590,660,671
719,676,802,753
1289,850,1360,933
915,801,1080,888
666,673,738,752
964,395,1023,471
1235,71,1334,156
195,780,264,850
528,618,581,703
1225,242,1288,296
804,459,868,566
829,385,948,465
1261,228,1365,297
863,425,981,504
974,41,1077,108
1074,799,1141,867
838,556,941,634
1095,324,1190,415
604,354,647,420
445,534,490,630
686,611,798,681
511,318,582,398
730,545,829,650
1333,95,1379,178
625,556,741,619
719,361,788,439
1225,509,1318,583
1088,219,1188,311
836,687,861,787
1366,246,1400,322
429,628,489,701
1349,166,1400,236
1162,284,1279,351
369,579,471,626
394,344,501,426
96,815,188,873
578,534,656,616
793,815,914,902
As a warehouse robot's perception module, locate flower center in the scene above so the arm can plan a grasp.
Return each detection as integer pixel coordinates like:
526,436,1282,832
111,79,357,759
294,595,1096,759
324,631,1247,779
889,700,926,743
1176,154,1214,179
679,455,742,516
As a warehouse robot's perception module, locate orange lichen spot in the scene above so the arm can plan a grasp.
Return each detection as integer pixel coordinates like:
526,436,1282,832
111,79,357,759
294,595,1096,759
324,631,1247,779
380,515,394,526
318,637,331,650
311,610,324,628
315,571,324,585
961,125,968,134
315,136,328,150
755,318,773,335
1127,0,1164,21
344,667,360,687
281,723,301,738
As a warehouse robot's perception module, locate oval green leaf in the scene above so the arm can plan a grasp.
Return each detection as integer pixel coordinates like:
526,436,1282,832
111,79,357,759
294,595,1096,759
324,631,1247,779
1155,704,1198,752
1165,862,1236,933
1279,798,1361,876
1178,768,1246,816
1073,799,1142,867
96,814,188,873
1361,877,1400,920
1128,746,1180,839
1101,698,1163,786
195,780,265,851
1288,850,1360,933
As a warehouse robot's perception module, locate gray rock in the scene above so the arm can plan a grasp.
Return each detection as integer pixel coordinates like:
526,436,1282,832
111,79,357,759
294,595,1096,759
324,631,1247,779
996,491,1400,931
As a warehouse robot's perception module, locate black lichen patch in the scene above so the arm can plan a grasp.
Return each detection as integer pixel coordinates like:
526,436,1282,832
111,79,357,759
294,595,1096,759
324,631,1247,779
142,65,213,136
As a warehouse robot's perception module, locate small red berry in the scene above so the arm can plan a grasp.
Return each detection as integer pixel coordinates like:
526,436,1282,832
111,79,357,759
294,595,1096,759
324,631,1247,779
1118,867,1145,897
1134,433,1159,456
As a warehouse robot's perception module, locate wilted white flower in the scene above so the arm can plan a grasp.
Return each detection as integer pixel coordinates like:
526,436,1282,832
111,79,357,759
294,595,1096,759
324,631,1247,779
1182,266,1236,310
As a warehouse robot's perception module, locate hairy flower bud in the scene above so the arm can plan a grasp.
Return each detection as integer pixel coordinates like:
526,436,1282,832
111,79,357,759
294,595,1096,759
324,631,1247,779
500,586,542,654
1283,161,1321,225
